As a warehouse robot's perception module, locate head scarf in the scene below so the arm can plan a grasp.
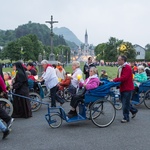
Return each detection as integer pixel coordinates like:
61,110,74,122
13,62,28,82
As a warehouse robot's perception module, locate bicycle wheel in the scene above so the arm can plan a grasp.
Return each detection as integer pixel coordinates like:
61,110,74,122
144,90,150,109
41,85,50,98
49,114,62,128
29,92,42,112
0,98,13,116
63,88,72,102
90,99,116,128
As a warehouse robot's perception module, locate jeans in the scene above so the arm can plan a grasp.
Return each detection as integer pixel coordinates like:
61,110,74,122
50,85,57,107
121,91,138,121
0,120,6,132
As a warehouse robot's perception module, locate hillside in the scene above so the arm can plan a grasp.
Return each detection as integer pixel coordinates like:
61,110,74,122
0,22,79,49
53,27,82,46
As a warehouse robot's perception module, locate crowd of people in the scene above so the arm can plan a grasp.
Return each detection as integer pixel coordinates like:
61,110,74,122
0,55,150,139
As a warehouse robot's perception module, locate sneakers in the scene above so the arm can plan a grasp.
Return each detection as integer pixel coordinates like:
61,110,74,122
7,118,14,129
121,119,129,123
132,111,138,119
68,110,77,118
2,129,10,139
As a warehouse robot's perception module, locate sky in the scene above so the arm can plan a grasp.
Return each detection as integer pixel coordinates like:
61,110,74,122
1,0,150,47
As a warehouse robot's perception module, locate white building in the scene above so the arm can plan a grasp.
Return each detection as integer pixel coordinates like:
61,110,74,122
133,44,146,60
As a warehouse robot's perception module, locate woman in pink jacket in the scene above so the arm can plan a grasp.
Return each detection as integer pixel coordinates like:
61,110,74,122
68,67,100,118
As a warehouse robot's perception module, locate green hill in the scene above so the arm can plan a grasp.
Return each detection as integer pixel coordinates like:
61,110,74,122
53,27,82,46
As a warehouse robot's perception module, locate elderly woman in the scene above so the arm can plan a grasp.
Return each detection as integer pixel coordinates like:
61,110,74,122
39,60,59,107
134,65,147,87
68,67,100,118
68,61,83,95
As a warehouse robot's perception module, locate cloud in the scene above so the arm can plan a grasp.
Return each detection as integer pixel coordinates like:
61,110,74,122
0,0,150,47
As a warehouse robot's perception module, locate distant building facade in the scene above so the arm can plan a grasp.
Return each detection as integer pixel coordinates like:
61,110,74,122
133,44,145,60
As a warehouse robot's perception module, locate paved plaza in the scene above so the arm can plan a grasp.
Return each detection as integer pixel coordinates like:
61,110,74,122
1,98,150,150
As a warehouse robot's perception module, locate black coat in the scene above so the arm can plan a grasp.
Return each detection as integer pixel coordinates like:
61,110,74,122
83,63,96,79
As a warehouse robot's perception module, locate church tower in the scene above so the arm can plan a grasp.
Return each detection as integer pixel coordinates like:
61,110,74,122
84,29,89,55
85,29,88,46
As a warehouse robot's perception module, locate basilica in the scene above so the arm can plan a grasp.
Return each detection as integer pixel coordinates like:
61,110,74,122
77,30,95,62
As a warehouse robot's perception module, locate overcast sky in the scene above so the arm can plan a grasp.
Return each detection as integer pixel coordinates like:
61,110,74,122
1,0,150,47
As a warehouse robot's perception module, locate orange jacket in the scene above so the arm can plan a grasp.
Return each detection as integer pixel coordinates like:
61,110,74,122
58,77,71,90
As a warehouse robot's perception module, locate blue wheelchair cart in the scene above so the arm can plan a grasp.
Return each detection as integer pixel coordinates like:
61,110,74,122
132,80,150,109
8,81,120,128
44,81,120,128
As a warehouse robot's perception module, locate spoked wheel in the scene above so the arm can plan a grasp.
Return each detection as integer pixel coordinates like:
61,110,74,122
49,114,62,128
113,98,122,110
63,88,72,102
90,99,116,128
29,92,42,112
0,98,13,116
41,85,50,98
144,90,150,109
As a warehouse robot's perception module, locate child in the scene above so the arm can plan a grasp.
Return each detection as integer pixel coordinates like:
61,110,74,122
0,120,10,139
100,70,108,80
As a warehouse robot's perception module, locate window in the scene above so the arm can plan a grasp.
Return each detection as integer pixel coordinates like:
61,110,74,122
137,52,140,55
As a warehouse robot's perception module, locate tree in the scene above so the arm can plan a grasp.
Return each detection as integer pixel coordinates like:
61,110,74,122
118,42,136,60
3,34,44,61
145,44,150,61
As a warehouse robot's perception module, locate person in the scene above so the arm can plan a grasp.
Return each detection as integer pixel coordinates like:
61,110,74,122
0,120,10,139
3,72,12,90
0,64,14,128
132,65,147,98
134,65,147,87
55,63,66,81
38,60,59,107
68,67,100,118
100,70,108,80
27,62,37,76
68,61,83,95
57,72,71,91
83,57,96,79
130,62,138,74
113,55,138,123
12,62,32,118
142,63,150,78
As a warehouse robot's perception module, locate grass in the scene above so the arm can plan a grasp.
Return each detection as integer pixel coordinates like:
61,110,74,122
3,64,118,79
64,64,118,79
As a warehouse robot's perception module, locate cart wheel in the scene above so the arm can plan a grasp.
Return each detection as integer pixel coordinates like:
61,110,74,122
63,88,72,102
114,98,122,110
41,85,50,98
144,90,150,109
29,92,42,112
49,114,62,128
90,99,116,128
0,98,13,116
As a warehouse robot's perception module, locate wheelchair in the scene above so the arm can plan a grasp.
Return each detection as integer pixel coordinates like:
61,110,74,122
132,80,150,109
28,79,43,112
45,81,120,128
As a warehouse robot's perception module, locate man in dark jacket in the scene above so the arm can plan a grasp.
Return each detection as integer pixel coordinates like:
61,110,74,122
83,57,96,79
113,55,138,123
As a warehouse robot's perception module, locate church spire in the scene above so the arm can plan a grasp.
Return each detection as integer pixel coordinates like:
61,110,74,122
85,29,88,45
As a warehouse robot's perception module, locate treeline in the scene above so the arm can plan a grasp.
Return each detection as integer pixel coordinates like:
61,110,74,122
0,21,72,62
0,21,67,47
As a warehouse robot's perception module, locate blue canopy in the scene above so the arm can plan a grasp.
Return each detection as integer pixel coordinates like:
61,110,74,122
85,81,120,103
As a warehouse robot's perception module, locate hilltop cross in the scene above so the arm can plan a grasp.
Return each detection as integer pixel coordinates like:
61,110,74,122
45,15,58,61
